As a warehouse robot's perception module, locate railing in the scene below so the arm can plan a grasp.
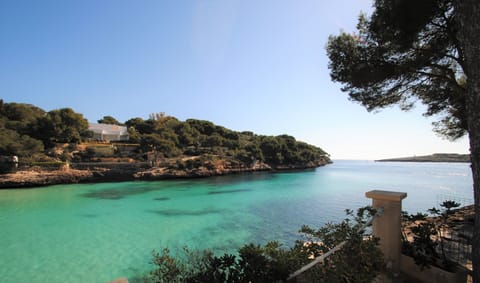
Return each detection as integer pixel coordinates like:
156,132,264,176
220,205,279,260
287,207,384,281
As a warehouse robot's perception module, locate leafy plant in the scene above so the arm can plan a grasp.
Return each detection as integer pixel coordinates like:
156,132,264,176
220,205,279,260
144,206,385,283
297,207,385,283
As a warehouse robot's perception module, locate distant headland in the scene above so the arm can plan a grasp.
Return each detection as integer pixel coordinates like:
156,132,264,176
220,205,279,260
376,153,470,163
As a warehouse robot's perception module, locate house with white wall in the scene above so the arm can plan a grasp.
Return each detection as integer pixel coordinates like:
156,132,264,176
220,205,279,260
88,123,129,142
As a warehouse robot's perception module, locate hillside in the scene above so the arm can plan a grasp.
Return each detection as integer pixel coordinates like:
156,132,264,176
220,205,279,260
0,101,331,187
376,153,470,163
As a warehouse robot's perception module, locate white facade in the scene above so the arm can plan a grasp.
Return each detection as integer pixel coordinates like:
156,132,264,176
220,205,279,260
88,123,129,142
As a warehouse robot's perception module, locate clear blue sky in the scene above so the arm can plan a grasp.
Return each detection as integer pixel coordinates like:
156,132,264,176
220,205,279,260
0,0,469,159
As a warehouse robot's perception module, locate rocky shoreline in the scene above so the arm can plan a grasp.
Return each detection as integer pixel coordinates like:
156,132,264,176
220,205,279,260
0,169,95,188
0,160,331,189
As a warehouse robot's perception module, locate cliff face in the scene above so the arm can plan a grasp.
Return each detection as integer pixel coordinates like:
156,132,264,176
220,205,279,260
133,160,271,179
0,158,331,189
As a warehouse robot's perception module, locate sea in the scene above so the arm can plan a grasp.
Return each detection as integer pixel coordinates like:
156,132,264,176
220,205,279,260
0,160,473,283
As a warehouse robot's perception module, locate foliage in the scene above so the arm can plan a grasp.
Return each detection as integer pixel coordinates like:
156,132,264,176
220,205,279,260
0,101,46,135
126,114,329,168
0,100,330,168
0,101,46,157
0,127,44,157
144,207,384,283
140,133,182,158
145,247,214,283
297,207,386,283
326,0,466,140
327,2,480,280
98,115,123,125
29,161,66,169
401,200,461,271
38,108,90,145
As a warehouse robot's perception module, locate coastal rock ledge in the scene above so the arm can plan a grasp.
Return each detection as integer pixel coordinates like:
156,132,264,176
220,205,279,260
0,169,94,188
0,159,331,189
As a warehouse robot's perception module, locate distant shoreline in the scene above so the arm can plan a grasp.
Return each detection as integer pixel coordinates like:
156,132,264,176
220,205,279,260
375,153,470,163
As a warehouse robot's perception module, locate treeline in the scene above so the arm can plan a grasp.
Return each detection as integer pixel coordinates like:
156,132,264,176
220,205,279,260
124,113,329,167
0,100,90,157
0,100,330,168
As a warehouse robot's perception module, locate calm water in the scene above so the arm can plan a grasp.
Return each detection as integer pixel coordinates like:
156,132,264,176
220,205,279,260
0,160,473,283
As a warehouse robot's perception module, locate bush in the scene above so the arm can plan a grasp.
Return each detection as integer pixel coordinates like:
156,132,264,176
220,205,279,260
30,161,66,170
143,207,385,283
296,207,386,283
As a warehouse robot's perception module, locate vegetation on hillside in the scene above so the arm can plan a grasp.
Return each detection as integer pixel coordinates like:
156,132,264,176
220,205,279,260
0,101,90,158
0,100,330,171
376,153,470,163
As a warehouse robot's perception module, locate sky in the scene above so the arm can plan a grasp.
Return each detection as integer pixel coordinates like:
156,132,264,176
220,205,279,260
0,0,470,160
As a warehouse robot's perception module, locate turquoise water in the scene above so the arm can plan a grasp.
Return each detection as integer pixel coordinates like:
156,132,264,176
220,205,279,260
0,160,473,283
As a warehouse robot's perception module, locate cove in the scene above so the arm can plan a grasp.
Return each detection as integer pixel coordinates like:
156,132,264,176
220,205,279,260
0,160,473,283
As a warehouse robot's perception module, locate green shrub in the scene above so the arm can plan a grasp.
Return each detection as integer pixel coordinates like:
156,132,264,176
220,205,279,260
143,207,385,283
30,161,65,169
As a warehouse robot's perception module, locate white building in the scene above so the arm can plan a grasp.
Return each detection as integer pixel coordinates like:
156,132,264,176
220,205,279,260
88,123,129,142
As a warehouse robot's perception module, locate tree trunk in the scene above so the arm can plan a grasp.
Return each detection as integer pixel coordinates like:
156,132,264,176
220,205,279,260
468,87,480,283
453,1,480,282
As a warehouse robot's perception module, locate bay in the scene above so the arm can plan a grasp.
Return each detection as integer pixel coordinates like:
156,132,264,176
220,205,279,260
0,160,473,283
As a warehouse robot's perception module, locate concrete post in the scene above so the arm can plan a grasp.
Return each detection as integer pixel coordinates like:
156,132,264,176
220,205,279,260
366,190,407,280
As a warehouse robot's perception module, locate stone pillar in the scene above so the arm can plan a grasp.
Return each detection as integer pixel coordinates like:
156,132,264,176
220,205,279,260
366,190,407,280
